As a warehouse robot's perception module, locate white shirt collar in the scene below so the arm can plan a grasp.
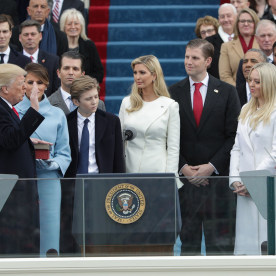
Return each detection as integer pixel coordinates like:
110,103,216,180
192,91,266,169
60,87,71,101
189,73,209,88
218,26,234,43
0,96,12,108
0,46,10,56
23,49,39,63
77,110,95,123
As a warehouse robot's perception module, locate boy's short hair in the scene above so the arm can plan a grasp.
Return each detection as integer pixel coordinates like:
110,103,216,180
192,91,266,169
70,75,100,100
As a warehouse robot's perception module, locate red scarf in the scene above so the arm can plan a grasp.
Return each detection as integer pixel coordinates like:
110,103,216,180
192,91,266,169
239,35,254,54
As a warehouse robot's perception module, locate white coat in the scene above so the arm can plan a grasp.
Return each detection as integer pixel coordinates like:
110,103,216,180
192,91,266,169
230,108,276,255
119,96,180,187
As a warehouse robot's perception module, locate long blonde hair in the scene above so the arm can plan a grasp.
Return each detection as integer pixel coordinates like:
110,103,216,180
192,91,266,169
127,55,170,113
239,63,276,130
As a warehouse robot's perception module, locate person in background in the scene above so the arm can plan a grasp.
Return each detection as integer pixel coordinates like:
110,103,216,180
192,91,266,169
0,63,44,254
262,0,276,23
219,8,260,86
19,19,60,96
59,8,104,83
206,3,237,79
237,48,267,106
119,55,180,183
230,0,250,12
49,51,105,115
273,40,276,63
16,63,71,257
195,16,219,39
0,14,31,68
230,62,276,255
11,0,68,57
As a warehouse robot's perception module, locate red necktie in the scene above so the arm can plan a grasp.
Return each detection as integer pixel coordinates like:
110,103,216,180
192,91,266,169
12,107,20,118
30,56,34,62
52,0,60,23
193,82,203,127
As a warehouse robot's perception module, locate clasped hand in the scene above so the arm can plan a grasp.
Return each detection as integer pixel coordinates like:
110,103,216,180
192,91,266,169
181,163,214,187
232,181,250,197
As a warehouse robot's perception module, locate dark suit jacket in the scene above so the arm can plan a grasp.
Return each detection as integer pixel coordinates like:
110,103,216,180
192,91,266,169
8,46,31,69
206,33,223,79
48,87,106,115
237,81,247,107
37,50,60,96
169,75,241,175
78,37,104,83
65,108,125,177
0,98,44,254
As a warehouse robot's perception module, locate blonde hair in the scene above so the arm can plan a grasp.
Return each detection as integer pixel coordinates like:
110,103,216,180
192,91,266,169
234,8,259,39
239,63,276,130
127,55,170,113
70,75,100,100
59,8,88,40
0,64,26,89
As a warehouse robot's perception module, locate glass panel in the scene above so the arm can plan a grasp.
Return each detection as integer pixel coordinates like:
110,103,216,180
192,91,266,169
0,174,274,257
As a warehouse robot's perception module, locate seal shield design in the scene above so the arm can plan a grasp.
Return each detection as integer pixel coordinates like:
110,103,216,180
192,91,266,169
105,183,146,224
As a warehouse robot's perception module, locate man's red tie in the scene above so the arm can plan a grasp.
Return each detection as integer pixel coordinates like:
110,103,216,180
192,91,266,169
12,107,20,118
193,82,203,127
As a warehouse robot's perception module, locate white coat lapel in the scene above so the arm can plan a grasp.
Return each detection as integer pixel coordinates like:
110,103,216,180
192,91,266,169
239,119,254,152
142,97,172,134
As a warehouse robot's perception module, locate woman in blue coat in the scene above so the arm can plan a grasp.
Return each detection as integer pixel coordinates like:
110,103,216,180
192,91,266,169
16,63,71,256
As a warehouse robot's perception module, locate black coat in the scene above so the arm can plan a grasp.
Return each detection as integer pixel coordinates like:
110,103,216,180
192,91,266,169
206,33,223,79
37,50,60,96
78,37,104,83
0,98,44,254
65,108,125,177
8,46,31,68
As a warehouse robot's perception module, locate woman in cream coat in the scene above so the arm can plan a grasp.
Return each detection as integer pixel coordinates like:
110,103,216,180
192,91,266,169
230,62,276,255
119,55,180,186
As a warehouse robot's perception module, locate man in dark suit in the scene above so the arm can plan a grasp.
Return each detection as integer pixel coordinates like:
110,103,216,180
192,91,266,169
11,0,68,57
19,19,60,96
206,3,237,79
50,0,85,24
237,49,267,106
49,51,105,114
0,14,31,68
169,39,241,255
0,63,45,254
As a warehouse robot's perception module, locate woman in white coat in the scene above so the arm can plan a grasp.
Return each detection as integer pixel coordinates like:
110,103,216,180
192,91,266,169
119,55,180,185
230,62,276,255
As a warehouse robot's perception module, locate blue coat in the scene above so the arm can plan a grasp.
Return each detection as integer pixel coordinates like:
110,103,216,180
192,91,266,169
16,95,71,255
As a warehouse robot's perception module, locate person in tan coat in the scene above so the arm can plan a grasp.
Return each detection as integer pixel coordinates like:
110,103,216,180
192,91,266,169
219,8,259,86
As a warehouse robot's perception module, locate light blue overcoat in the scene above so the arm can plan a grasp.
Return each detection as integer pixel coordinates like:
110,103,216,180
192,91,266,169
16,95,71,256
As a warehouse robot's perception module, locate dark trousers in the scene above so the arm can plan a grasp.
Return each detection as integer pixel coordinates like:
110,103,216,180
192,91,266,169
178,178,236,255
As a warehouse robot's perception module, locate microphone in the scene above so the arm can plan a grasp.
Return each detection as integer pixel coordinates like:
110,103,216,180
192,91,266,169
123,127,137,141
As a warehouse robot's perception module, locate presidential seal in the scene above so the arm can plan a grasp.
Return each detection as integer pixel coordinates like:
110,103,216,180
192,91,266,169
105,183,146,224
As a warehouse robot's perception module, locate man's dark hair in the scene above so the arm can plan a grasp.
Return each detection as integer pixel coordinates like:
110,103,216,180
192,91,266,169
19,19,41,34
59,51,85,71
186,38,214,59
0,14,12,31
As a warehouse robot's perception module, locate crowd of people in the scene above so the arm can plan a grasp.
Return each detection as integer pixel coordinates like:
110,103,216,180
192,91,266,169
0,0,275,258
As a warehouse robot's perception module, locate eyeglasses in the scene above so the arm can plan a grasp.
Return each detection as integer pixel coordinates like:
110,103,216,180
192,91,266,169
238,19,254,24
200,28,215,36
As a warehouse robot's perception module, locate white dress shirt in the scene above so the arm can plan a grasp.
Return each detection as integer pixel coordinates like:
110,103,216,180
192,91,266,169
189,73,209,108
0,47,10,64
23,49,39,63
60,88,72,111
218,26,234,43
246,82,251,103
77,111,99,174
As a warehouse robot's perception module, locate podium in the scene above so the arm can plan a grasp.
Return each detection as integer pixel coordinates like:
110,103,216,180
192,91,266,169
72,173,181,256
